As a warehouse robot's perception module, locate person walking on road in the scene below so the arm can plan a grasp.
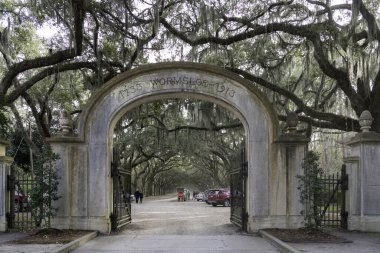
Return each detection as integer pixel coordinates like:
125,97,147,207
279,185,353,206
139,192,144,203
134,190,140,204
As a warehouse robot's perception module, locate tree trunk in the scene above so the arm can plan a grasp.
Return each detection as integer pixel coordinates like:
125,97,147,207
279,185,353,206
370,97,380,133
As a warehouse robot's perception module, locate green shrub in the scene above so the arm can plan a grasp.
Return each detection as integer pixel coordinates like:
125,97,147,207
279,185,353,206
297,151,323,228
30,149,60,228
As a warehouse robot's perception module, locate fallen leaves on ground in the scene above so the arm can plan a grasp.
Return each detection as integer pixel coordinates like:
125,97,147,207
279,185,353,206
263,228,350,243
8,228,94,244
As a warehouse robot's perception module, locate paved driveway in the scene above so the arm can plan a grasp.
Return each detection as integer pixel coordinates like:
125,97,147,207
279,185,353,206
72,195,279,253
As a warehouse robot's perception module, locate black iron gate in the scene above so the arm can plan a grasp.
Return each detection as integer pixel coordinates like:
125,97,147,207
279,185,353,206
7,165,38,230
318,164,348,229
110,148,132,231
230,143,247,231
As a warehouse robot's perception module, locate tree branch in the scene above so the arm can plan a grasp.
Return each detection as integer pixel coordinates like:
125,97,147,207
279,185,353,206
0,0,86,103
6,62,98,104
10,104,41,156
356,0,380,41
228,67,359,131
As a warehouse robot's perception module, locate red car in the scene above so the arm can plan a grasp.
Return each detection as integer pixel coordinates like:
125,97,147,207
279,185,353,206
207,188,230,207
14,190,29,212
177,187,185,201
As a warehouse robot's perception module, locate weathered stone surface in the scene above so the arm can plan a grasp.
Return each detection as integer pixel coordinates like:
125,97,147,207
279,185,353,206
0,156,12,231
47,62,307,233
0,140,9,156
345,131,380,232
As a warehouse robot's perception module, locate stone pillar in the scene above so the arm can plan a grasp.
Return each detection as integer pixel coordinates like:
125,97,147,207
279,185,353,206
274,112,309,228
47,136,88,229
47,110,107,231
0,140,12,231
344,111,380,232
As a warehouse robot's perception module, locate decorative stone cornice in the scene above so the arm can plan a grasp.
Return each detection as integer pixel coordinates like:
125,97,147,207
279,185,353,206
47,136,85,144
0,156,13,163
0,144,13,163
0,139,10,156
0,140,10,146
343,156,360,163
275,134,310,144
347,131,380,145
275,112,310,144
345,111,380,145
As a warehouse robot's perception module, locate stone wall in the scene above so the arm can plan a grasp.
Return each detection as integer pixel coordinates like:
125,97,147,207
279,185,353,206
344,111,380,232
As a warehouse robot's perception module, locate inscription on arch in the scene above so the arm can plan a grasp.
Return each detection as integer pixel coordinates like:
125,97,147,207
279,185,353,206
114,72,237,102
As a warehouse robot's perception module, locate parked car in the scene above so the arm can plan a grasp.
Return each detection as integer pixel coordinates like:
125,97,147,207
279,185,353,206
207,188,231,207
14,189,29,212
203,189,218,204
195,192,205,201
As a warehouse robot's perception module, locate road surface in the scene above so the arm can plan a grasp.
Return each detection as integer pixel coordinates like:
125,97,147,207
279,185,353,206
72,194,279,253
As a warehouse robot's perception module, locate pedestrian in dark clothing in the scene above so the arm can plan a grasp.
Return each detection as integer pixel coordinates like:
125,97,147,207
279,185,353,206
134,190,140,204
140,192,143,203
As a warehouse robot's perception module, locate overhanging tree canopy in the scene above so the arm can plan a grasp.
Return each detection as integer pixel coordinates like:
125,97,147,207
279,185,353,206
160,0,380,132
0,0,379,144
113,98,245,194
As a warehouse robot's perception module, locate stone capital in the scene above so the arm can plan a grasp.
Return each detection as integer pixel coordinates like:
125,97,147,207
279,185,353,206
0,139,10,156
275,134,310,145
0,156,13,164
347,131,380,146
47,136,85,145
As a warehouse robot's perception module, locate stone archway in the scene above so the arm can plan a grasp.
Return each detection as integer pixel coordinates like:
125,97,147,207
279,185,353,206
48,62,306,233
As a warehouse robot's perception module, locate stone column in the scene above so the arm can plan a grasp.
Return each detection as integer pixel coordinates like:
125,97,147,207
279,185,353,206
47,110,99,231
0,140,12,231
275,112,309,228
48,137,88,227
344,111,380,232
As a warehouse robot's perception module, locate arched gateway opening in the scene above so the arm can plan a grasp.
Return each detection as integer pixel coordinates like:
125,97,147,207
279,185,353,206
48,62,307,233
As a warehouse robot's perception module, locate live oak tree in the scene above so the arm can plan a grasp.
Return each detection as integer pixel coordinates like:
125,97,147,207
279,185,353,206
113,98,244,195
1,0,380,151
0,0,161,149
159,0,380,133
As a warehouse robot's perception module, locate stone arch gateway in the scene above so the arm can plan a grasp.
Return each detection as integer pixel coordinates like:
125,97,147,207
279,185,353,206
48,62,307,233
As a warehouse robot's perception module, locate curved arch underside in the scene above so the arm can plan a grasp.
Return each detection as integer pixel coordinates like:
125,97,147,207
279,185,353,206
49,62,305,233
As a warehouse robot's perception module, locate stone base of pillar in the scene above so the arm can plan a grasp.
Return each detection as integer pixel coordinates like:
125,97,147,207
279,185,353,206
0,216,7,231
0,153,12,232
247,215,304,233
348,215,380,232
51,216,110,233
